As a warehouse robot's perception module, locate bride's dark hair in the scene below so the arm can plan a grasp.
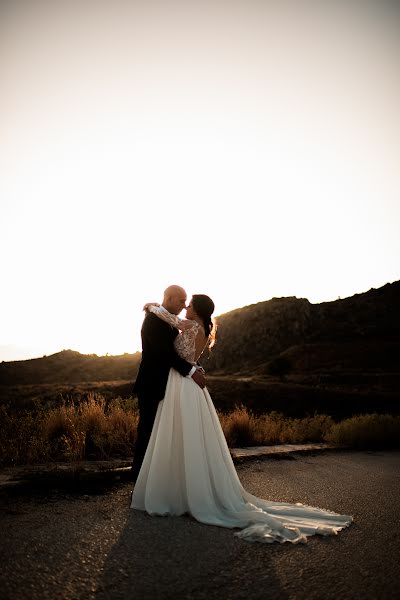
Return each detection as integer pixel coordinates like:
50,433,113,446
192,294,217,350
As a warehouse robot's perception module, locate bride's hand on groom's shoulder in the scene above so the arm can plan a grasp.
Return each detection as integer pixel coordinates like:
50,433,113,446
143,302,160,313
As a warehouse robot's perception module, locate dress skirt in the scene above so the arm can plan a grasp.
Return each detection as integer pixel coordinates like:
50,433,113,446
131,369,352,543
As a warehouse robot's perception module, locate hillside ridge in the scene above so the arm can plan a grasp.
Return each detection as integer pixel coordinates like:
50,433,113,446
202,280,400,375
1,280,399,385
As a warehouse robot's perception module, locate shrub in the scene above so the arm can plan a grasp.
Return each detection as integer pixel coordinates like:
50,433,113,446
94,398,138,458
1,395,399,466
219,406,258,447
218,409,334,447
254,411,285,445
280,414,334,444
324,413,400,449
0,405,49,466
0,394,139,465
78,394,108,459
43,402,85,461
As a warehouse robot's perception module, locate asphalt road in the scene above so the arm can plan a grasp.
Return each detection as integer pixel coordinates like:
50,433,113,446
0,451,399,600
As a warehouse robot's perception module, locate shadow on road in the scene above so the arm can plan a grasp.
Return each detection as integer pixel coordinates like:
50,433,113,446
96,502,289,600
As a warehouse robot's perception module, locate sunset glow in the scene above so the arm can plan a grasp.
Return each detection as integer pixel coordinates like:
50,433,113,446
1,0,399,361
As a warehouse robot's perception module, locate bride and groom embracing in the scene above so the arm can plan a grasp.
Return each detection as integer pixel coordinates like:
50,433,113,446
130,285,352,544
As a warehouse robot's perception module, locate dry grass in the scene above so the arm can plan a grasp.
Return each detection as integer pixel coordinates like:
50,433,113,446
0,404,49,465
1,396,399,466
219,406,400,449
218,407,334,447
325,413,400,449
43,394,139,461
0,394,138,466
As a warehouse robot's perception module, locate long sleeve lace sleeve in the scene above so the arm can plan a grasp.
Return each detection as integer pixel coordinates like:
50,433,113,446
148,305,200,363
148,305,196,331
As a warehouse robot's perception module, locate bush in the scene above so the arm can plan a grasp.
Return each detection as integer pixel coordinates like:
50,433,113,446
1,396,399,466
281,414,334,444
218,408,334,447
44,394,139,461
0,394,139,465
43,401,85,461
0,404,49,466
324,413,400,449
219,406,258,447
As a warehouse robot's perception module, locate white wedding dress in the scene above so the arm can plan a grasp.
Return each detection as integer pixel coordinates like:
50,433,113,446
131,306,352,543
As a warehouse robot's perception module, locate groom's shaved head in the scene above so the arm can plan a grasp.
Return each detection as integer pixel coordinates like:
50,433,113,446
164,284,186,298
163,285,187,315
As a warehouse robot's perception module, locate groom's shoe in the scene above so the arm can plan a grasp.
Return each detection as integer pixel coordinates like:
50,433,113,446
131,471,137,483
126,468,137,483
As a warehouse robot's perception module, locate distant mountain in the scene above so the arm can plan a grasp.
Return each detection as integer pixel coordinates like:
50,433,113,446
0,349,141,385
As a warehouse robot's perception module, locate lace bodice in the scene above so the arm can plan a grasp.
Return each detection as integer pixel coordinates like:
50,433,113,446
148,305,200,364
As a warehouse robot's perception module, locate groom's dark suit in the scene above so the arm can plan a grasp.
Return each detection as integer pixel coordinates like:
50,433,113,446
131,311,193,481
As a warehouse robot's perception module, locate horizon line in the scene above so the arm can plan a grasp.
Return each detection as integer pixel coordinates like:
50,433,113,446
2,278,398,365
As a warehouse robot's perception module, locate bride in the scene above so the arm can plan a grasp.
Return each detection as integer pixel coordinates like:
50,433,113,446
130,294,352,544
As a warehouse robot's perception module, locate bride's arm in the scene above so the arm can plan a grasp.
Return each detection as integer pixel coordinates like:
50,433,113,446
145,304,196,331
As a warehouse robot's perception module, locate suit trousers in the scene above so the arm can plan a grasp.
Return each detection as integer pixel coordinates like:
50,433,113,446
131,395,160,482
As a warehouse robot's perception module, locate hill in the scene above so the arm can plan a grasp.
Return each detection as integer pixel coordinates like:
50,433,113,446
195,280,400,418
200,280,400,379
1,281,399,418
0,349,141,385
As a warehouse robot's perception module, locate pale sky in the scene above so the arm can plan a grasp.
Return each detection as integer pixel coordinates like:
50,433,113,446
1,0,399,361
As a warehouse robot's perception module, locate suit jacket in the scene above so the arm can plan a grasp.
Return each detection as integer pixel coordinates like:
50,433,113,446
133,312,193,402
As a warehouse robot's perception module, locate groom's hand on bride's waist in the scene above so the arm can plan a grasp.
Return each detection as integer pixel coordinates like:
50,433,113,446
191,368,206,389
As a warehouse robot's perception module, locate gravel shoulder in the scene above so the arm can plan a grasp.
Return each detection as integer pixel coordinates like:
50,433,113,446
0,451,399,600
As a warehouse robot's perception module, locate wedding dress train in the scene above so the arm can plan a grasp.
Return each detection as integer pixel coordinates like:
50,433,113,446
131,307,352,544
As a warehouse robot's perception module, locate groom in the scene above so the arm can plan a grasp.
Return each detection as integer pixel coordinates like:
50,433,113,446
131,285,206,482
